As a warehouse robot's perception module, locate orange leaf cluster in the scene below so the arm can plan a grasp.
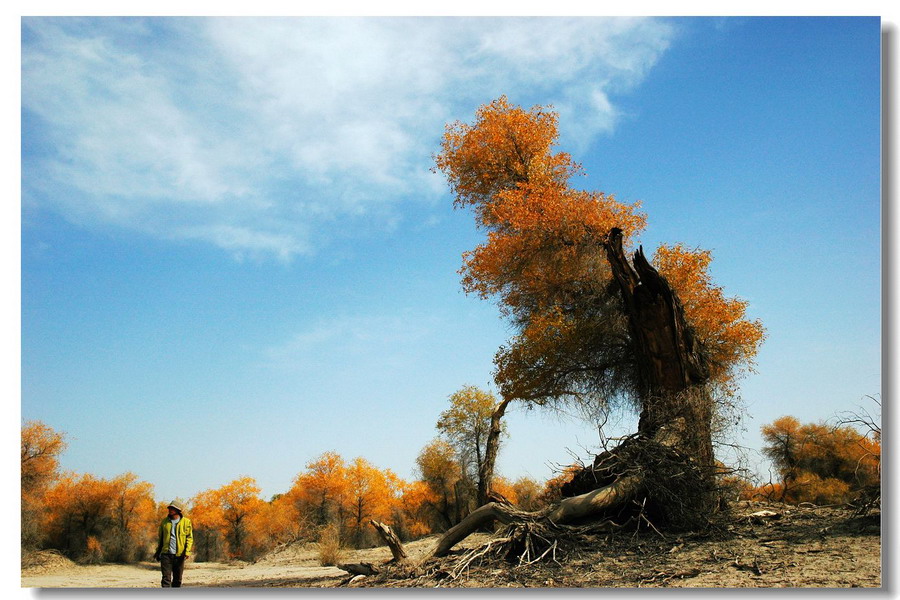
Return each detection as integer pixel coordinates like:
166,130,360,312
190,477,267,560
653,244,766,383
537,465,584,506
21,420,67,496
434,96,578,210
435,96,646,315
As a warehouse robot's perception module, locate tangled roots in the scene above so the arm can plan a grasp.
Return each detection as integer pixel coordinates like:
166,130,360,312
562,435,719,531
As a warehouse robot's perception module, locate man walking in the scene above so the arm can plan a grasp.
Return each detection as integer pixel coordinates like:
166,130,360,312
153,501,193,587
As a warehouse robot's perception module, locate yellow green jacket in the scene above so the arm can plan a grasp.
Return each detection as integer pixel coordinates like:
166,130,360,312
156,516,193,557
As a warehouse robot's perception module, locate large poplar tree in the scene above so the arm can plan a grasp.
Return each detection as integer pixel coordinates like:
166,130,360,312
431,97,765,553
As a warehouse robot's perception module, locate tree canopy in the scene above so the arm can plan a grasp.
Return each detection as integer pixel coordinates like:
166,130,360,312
436,386,501,481
434,96,765,422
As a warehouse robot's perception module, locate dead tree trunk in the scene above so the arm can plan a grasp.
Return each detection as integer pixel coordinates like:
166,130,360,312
604,228,715,484
477,396,512,506
369,520,408,563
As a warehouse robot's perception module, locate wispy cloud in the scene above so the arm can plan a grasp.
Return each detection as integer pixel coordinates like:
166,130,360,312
22,17,675,259
264,313,441,372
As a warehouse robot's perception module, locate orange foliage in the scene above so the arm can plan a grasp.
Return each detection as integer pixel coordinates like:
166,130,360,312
760,416,880,505
188,488,226,561
435,96,645,314
345,457,397,545
653,244,765,385
435,96,577,209
510,476,543,511
490,475,518,505
435,97,762,412
538,465,583,506
278,452,415,547
84,535,103,564
25,425,434,558
21,421,67,549
42,471,157,562
109,473,157,547
292,451,351,529
189,477,265,560
395,479,437,539
258,492,313,548
21,421,67,494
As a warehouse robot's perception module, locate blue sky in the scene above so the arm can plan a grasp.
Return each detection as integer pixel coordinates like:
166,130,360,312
18,16,881,503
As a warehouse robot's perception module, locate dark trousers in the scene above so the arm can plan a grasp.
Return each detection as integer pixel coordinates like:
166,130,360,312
160,553,186,587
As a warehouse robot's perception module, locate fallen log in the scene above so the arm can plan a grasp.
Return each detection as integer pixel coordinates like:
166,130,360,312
432,474,642,557
547,474,641,524
337,562,379,576
433,503,536,557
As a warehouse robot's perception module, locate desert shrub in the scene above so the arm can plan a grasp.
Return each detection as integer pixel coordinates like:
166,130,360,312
317,524,344,566
790,473,852,506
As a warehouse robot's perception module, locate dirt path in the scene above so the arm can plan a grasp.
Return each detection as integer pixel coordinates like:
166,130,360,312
22,560,346,588
21,534,460,588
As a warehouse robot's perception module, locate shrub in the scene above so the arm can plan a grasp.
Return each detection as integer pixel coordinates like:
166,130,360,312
316,525,343,566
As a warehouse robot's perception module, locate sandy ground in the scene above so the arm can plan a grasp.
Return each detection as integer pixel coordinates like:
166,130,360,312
21,560,347,588
22,503,881,589
21,534,473,588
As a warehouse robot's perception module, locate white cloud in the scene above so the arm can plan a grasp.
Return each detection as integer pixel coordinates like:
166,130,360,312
22,17,675,259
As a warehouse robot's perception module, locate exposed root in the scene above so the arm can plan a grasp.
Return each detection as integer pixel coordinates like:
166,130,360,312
447,516,634,577
450,536,514,579
562,432,721,531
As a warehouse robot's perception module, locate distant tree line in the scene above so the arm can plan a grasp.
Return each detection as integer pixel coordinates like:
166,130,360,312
20,417,551,564
21,394,880,564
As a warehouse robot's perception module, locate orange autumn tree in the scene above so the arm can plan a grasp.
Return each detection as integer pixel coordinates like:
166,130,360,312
42,471,157,562
190,477,266,560
760,416,881,506
432,97,765,540
510,476,543,511
393,479,436,539
107,473,157,562
291,451,351,533
189,488,226,561
21,421,67,549
214,477,266,560
253,491,315,550
344,457,399,547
